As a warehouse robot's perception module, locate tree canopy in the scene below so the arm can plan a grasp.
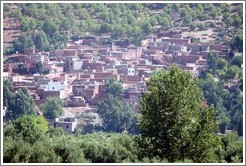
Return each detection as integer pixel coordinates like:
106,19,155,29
105,77,123,97
230,30,243,53
40,96,64,119
98,94,133,133
4,3,242,54
4,83,36,121
138,65,221,162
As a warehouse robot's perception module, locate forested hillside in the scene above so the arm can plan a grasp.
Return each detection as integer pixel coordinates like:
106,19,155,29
3,3,243,53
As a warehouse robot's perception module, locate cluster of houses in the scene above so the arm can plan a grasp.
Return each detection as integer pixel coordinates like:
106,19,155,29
3,34,231,132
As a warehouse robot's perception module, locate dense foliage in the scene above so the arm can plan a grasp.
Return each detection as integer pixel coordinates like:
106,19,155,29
40,96,64,119
199,51,243,136
3,79,36,121
138,65,221,162
96,77,138,134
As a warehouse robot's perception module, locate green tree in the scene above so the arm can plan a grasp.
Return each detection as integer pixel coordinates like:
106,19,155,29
42,19,58,37
4,125,60,163
221,132,243,163
172,3,180,12
40,97,64,119
198,73,230,131
3,79,13,102
3,136,33,163
200,13,210,21
98,94,133,133
138,65,221,162
209,5,218,18
208,51,219,74
78,132,139,163
141,21,153,35
230,56,243,68
99,23,112,34
35,61,43,73
159,17,170,30
28,139,61,163
112,23,126,38
3,4,10,18
230,31,243,53
224,66,240,82
16,63,28,74
232,14,242,28
11,115,48,144
12,34,34,53
224,88,243,136
197,22,205,30
105,77,123,97
189,22,196,31
217,59,228,70
5,87,36,121
20,17,31,32
179,8,188,17
183,14,192,25
52,135,89,163
20,17,37,32
223,12,232,30
33,30,50,51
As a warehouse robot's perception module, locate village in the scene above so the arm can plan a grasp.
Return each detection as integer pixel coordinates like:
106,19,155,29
3,29,231,133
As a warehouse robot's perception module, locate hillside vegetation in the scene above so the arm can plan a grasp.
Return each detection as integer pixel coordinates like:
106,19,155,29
3,3,243,54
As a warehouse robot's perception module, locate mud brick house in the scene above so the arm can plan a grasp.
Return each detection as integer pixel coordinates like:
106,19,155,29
64,49,78,57
121,75,144,83
49,50,65,57
72,82,99,101
172,55,201,65
54,117,77,133
82,60,105,71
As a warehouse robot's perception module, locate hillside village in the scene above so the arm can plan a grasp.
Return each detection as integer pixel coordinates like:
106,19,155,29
2,3,244,163
3,30,232,132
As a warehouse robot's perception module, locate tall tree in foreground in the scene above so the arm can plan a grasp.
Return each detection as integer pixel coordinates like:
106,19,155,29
138,65,221,162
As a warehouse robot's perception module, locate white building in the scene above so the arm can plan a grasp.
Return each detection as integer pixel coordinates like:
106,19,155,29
41,81,65,91
54,117,77,133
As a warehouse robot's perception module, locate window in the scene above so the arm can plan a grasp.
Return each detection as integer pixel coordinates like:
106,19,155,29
66,125,69,128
